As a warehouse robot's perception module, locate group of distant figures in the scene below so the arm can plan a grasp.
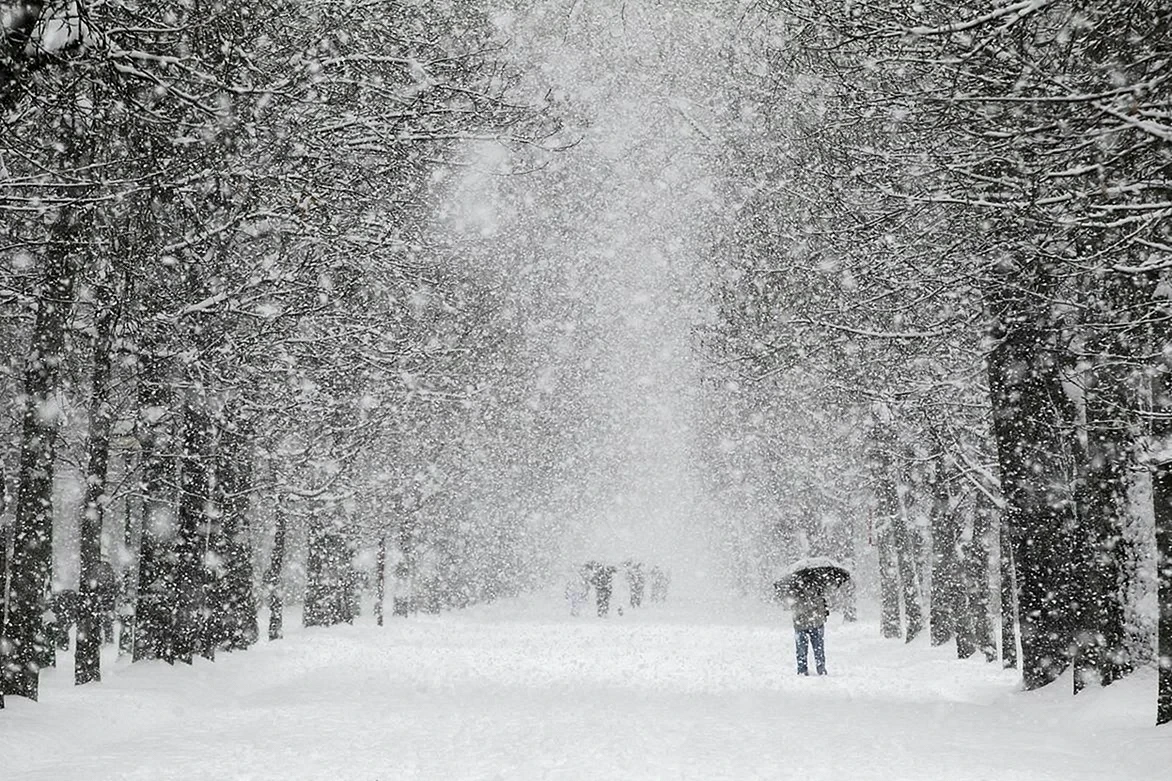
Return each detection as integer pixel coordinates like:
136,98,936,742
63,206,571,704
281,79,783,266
565,559,670,617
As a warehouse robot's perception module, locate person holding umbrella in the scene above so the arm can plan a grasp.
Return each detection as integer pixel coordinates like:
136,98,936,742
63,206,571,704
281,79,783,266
774,557,851,676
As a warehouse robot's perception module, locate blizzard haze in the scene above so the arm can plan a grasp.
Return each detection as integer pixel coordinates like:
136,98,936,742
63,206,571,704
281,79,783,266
437,0,742,589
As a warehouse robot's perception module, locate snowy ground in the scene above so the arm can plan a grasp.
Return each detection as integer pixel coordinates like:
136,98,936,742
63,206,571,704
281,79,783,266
2,593,1167,780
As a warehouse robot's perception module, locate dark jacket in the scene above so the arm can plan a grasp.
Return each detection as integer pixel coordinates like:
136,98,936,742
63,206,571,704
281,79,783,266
786,591,828,631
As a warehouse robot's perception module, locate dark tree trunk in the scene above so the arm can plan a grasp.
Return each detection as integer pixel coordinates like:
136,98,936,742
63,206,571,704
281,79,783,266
968,491,997,662
76,280,118,685
1072,333,1136,692
133,350,176,663
929,467,955,647
0,0,48,111
304,512,328,626
212,416,257,652
266,495,288,641
0,497,9,710
0,243,76,701
891,511,924,642
987,325,1078,689
949,514,976,659
118,482,137,658
1151,362,1172,725
952,554,976,659
304,509,354,627
877,529,902,638
1157,477,1172,725
929,462,975,658
1072,427,1130,693
174,401,213,664
870,430,922,640
999,519,1019,669
375,535,387,627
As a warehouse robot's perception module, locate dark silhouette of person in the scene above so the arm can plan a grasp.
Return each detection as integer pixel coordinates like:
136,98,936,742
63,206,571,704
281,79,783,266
785,581,829,675
648,566,670,602
590,563,616,617
625,560,645,608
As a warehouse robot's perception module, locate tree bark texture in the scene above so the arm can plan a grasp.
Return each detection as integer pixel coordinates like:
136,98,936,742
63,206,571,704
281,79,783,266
1071,296,1141,692
1151,362,1172,725
999,519,1019,670
0,0,48,111
0,510,9,709
929,467,956,647
0,244,75,701
1153,453,1172,726
304,510,355,627
133,351,176,663
932,464,975,658
174,401,213,664
891,510,924,643
988,328,1078,689
968,492,997,662
1072,388,1132,692
877,528,902,638
869,429,923,641
375,535,387,627
304,512,329,627
266,496,288,641
211,417,257,652
76,281,118,685
118,484,138,658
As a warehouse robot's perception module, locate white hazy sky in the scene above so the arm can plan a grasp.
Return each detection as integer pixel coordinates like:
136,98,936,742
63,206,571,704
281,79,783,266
448,1,740,585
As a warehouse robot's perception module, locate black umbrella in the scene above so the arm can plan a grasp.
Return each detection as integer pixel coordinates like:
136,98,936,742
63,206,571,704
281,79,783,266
774,556,851,598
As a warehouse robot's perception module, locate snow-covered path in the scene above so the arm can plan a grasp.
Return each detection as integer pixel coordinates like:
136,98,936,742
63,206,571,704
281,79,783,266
3,595,1166,780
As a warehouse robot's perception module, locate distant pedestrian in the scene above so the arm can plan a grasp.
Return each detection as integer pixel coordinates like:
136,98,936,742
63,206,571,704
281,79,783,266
625,560,645,608
589,563,616,617
565,569,590,616
648,566,670,602
784,582,829,676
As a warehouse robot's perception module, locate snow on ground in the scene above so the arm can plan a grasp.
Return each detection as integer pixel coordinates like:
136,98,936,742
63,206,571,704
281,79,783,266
2,593,1168,780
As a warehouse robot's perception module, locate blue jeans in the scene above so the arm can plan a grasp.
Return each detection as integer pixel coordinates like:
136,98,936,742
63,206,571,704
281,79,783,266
795,626,826,675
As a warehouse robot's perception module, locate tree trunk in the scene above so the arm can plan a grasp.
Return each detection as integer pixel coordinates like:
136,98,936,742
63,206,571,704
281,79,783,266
76,280,118,685
929,467,954,647
891,510,924,642
0,0,48,111
1072,334,1136,692
1157,476,1172,725
1151,361,1172,725
968,491,997,662
0,242,76,701
877,528,902,638
870,430,921,640
999,519,1018,669
133,350,176,663
929,462,975,658
375,535,387,627
174,401,213,664
212,416,257,652
304,509,352,627
0,492,9,710
304,512,328,626
988,325,1078,689
266,495,288,641
118,479,137,658
1072,428,1129,693
952,552,976,659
